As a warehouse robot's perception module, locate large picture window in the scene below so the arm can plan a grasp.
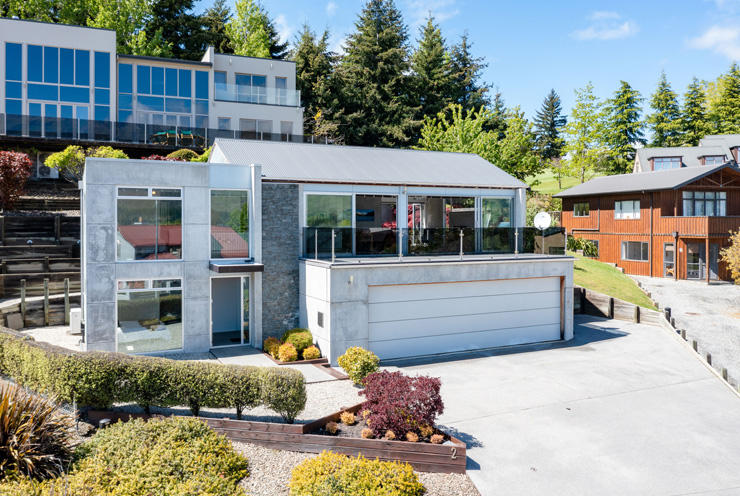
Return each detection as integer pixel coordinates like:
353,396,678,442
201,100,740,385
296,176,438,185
116,187,182,261
116,279,182,353
306,194,352,227
682,191,726,216
615,200,640,219
621,241,649,262
210,190,249,259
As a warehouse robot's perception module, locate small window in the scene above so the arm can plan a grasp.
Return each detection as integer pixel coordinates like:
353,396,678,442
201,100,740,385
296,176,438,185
621,241,649,262
116,278,182,353
75,50,89,86
151,67,164,95
614,200,640,219
137,65,150,94
60,48,74,85
44,46,59,84
218,117,231,130
704,155,725,166
165,67,178,96
210,190,249,259
653,157,681,170
5,43,23,82
94,51,110,88
682,191,727,217
574,202,589,217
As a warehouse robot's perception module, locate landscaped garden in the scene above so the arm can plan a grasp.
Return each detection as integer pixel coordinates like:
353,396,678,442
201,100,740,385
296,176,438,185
571,252,657,309
0,327,479,495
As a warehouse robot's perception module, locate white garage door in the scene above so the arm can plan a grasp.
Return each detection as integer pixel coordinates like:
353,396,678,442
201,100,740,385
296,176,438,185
368,277,562,360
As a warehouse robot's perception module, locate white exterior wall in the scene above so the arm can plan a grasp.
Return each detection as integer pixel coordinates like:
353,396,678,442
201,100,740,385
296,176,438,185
0,18,117,117
300,256,574,365
210,53,303,135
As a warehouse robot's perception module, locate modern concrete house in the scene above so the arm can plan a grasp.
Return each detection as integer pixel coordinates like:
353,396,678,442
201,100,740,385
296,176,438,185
0,17,303,177
82,140,574,363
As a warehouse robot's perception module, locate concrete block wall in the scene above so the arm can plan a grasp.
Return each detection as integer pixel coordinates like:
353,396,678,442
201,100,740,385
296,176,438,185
82,158,213,353
261,183,300,340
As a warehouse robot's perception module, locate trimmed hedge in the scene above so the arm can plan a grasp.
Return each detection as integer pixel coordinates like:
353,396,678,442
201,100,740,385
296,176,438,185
0,328,305,422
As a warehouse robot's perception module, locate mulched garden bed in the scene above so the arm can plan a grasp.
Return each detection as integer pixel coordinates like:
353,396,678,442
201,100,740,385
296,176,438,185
262,352,328,366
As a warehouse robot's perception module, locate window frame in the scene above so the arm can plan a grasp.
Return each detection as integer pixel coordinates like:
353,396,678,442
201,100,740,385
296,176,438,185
703,155,725,166
573,201,590,217
614,199,640,220
621,241,649,262
208,189,251,261
652,157,682,171
115,186,183,262
115,277,184,354
682,190,727,217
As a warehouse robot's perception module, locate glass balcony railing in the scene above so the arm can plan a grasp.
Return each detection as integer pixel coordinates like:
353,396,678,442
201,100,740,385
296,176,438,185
302,227,567,259
0,113,329,147
214,83,301,107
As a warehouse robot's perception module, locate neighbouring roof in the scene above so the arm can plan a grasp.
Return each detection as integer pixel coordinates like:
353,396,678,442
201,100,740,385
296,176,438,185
636,145,730,169
210,139,528,189
554,163,740,198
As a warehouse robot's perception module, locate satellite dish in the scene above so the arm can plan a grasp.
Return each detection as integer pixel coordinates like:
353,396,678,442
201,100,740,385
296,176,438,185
534,211,551,230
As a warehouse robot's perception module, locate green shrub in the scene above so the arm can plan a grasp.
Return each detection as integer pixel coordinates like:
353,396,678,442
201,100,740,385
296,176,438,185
567,236,598,257
302,345,321,360
263,336,281,358
166,148,199,161
222,365,261,420
337,347,380,386
282,329,313,355
289,451,424,496
0,329,303,423
260,368,306,423
278,343,298,362
45,145,128,182
191,146,211,162
0,383,74,481
0,417,249,495
120,357,179,414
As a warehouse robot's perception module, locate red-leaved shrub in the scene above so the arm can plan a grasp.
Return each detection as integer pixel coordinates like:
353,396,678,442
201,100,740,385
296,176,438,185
360,371,444,438
0,151,32,210
141,154,186,161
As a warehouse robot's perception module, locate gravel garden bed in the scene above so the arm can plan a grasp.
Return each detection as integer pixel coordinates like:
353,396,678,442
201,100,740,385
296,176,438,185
235,442,481,496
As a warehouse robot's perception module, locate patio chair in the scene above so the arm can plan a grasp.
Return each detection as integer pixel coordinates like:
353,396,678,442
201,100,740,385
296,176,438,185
151,131,167,144
180,130,194,146
166,130,177,146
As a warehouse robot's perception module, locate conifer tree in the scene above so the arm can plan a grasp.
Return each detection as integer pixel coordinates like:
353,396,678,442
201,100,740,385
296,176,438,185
411,16,453,123
709,63,740,134
533,89,567,161
334,0,416,146
647,71,682,147
292,25,336,136
605,81,645,174
681,77,710,145
448,33,489,113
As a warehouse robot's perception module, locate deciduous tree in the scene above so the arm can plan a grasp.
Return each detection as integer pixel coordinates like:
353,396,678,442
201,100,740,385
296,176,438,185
721,230,740,284
0,151,32,211
225,0,271,58
563,83,610,183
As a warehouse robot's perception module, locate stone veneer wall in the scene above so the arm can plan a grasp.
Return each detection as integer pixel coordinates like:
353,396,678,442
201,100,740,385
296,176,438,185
261,183,300,339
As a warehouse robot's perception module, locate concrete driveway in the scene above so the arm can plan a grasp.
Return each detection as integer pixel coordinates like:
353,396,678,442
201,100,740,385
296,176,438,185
387,315,740,496
632,276,740,388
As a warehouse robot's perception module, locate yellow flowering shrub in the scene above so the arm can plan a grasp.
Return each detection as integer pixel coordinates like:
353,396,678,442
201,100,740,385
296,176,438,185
302,345,321,360
278,343,299,362
289,451,424,496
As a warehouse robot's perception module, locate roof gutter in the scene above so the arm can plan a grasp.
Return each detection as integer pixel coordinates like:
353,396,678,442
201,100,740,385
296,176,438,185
260,178,523,190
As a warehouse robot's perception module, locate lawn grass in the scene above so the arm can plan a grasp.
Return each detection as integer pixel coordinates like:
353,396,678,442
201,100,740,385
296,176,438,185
526,168,604,195
571,252,657,310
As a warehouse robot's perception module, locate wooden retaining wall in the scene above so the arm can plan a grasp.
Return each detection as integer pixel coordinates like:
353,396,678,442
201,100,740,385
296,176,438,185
573,286,663,325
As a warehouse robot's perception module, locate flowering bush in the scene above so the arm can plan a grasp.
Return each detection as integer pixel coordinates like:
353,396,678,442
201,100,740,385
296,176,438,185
302,345,321,360
141,154,185,161
263,337,281,358
0,151,32,210
360,371,444,438
282,328,313,355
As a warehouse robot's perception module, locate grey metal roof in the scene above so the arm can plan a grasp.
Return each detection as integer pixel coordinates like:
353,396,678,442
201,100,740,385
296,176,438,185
700,134,740,149
210,139,528,189
554,163,740,198
635,145,730,169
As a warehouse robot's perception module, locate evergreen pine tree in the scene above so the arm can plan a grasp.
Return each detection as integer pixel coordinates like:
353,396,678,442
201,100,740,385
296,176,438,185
147,0,202,59
334,0,416,146
605,81,645,174
411,16,453,123
449,33,489,113
533,89,566,161
292,25,336,136
681,77,710,145
647,71,682,147
265,14,290,59
195,0,233,54
709,63,740,133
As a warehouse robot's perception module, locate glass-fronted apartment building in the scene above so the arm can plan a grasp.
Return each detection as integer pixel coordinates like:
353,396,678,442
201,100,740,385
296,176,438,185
0,18,303,178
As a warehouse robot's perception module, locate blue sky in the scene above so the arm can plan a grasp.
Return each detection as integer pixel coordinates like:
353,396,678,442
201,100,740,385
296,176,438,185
194,0,740,119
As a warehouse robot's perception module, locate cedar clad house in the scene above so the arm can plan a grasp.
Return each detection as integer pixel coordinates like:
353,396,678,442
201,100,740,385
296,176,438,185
556,161,740,283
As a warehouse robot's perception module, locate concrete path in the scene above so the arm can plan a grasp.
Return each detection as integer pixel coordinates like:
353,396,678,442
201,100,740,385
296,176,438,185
209,346,340,383
386,315,740,496
632,276,740,388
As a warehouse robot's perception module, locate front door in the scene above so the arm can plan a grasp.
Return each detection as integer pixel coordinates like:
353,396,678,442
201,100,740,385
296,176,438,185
663,243,675,278
709,243,720,280
211,276,250,347
686,242,705,280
